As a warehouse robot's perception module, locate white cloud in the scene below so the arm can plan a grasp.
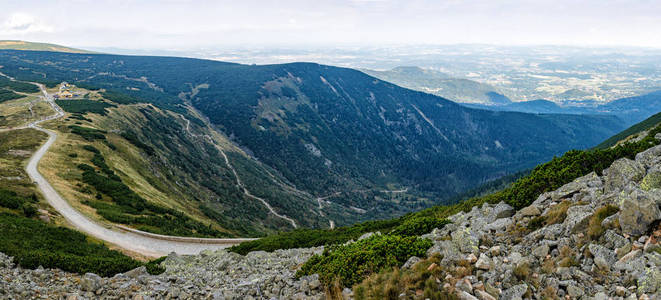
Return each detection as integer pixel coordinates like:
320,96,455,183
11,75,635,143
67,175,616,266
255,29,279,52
1,13,54,35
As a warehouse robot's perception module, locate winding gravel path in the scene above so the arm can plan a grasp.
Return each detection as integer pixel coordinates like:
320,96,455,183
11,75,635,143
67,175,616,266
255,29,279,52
22,84,254,257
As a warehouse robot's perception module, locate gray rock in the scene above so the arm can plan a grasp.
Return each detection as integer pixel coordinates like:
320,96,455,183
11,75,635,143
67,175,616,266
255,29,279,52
603,230,628,250
484,218,512,232
614,250,644,272
637,267,661,294
532,244,549,258
562,205,593,234
475,290,496,300
604,158,645,192
519,205,541,217
124,266,148,279
80,273,102,292
402,256,421,270
500,284,527,300
458,291,478,300
593,292,609,300
492,202,514,219
475,254,492,270
618,188,661,236
589,244,616,267
451,227,480,254
641,171,661,191
566,285,584,298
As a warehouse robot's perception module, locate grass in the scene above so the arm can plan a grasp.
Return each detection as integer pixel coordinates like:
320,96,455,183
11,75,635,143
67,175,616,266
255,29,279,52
587,205,619,240
597,112,661,149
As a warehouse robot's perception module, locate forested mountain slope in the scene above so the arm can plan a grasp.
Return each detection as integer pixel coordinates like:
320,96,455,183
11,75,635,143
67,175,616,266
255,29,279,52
0,50,626,226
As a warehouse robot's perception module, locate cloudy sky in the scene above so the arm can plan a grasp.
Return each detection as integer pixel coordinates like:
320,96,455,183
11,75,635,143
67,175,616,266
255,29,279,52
1,0,660,50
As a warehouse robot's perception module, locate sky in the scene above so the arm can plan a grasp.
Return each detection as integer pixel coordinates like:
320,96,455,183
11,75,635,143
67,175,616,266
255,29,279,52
1,0,660,50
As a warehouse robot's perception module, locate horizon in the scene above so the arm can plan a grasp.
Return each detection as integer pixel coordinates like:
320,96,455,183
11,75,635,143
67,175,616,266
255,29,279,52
2,0,661,50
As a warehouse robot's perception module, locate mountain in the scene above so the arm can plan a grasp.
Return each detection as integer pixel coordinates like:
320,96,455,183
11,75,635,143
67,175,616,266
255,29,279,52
0,41,92,54
0,49,627,229
362,66,511,105
466,91,661,128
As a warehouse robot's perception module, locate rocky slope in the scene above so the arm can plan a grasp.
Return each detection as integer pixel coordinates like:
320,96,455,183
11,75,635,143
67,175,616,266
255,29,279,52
2,143,660,299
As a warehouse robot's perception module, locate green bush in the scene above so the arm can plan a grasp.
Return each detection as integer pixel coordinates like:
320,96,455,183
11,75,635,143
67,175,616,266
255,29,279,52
145,256,167,275
69,125,107,141
389,217,450,236
56,100,115,115
22,203,37,217
0,213,141,277
296,234,433,287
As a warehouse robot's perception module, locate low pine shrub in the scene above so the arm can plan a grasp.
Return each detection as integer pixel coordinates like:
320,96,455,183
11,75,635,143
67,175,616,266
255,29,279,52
296,234,432,288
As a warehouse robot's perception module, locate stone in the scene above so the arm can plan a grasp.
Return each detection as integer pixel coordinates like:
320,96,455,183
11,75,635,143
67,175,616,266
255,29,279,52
475,289,496,300
80,273,102,292
618,188,661,236
492,202,514,219
402,256,421,269
566,285,584,298
603,230,629,250
124,266,148,279
483,218,512,232
475,254,492,270
458,291,478,300
593,292,608,300
532,244,549,258
637,267,661,294
604,158,645,192
452,227,480,254
455,278,473,293
589,244,616,267
562,205,593,234
641,171,661,191
519,205,541,217
614,250,645,272
488,246,500,256
615,286,627,296
501,284,527,300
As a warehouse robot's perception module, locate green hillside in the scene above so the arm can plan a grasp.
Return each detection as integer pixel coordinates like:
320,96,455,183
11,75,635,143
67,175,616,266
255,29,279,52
0,40,92,53
0,50,627,230
596,111,661,149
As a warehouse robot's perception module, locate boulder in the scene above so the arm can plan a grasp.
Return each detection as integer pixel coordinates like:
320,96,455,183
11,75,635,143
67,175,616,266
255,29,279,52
562,205,593,234
637,267,661,294
618,188,661,236
500,284,527,300
483,218,512,232
641,171,661,191
519,205,541,217
475,254,492,270
492,202,514,219
532,244,549,258
80,273,102,292
604,158,645,192
451,227,480,254
402,256,421,270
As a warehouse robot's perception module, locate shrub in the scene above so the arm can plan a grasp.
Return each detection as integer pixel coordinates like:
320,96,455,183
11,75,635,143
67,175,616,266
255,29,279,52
56,100,115,116
69,125,107,141
296,234,432,288
389,217,450,236
22,203,37,217
0,213,141,277
145,256,167,275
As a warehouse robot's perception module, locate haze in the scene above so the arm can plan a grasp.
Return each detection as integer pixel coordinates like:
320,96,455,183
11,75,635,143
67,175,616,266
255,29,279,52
1,0,660,50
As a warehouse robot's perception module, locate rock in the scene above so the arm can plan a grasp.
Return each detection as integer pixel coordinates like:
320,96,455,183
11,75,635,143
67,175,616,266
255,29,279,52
488,246,500,256
593,292,609,300
475,254,492,270
618,188,661,236
562,205,593,234
603,230,628,250
455,278,473,293
484,218,512,232
637,267,661,294
80,273,102,292
474,289,496,300
458,291,478,300
532,244,549,258
615,286,627,296
492,202,514,219
614,250,644,272
501,284,527,300
466,253,478,264
604,158,645,192
358,232,377,240
124,266,148,279
402,256,421,270
589,244,616,268
566,285,584,298
641,171,661,191
519,205,541,217
451,227,480,254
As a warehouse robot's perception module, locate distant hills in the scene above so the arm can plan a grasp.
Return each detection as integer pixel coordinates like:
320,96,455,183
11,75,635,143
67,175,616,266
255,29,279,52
361,66,511,105
0,41,92,54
